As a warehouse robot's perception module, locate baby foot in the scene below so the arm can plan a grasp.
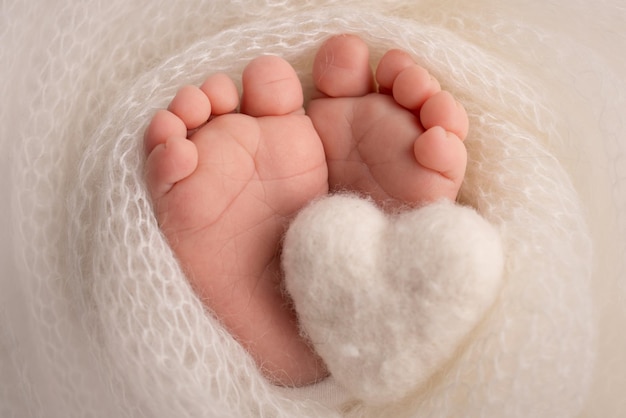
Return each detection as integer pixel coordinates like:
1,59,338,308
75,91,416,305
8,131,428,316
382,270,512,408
144,56,329,386
307,34,469,208
280,36,493,403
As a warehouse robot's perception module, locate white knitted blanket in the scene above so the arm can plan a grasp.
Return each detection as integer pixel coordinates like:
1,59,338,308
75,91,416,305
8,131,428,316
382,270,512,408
1,1,625,417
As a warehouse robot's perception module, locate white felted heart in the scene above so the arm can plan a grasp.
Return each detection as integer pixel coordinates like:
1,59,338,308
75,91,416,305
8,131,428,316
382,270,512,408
283,194,504,404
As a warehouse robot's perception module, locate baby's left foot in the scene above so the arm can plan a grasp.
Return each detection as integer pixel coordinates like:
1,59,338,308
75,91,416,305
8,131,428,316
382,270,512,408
308,34,469,208
143,55,329,386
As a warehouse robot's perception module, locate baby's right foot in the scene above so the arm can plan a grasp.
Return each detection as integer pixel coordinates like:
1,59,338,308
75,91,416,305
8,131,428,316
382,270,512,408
308,34,469,208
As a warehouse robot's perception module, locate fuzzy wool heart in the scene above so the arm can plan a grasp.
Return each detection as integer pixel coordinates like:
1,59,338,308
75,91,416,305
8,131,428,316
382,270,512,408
283,194,504,404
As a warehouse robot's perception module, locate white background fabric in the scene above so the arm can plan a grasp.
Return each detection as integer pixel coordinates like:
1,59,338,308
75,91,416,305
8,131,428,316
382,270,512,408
1,1,624,417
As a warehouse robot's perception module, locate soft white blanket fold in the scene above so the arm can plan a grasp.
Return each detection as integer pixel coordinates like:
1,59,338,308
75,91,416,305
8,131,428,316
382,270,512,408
1,1,625,417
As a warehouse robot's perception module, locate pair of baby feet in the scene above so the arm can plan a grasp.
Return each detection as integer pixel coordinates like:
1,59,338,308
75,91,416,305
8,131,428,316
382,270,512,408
144,34,469,387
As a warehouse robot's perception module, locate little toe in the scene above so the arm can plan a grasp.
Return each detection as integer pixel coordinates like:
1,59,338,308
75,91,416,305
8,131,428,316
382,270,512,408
168,85,212,130
200,73,239,115
145,136,198,200
414,126,467,184
240,55,304,117
420,91,469,140
312,34,375,98
144,109,187,155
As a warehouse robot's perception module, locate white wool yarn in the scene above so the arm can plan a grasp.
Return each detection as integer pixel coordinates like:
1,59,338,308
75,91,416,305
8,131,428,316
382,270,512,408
1,0,625,417
283,196,504,404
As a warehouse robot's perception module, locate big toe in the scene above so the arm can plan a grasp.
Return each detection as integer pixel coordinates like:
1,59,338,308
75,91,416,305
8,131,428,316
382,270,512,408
240,55,304,117
312,34,375,98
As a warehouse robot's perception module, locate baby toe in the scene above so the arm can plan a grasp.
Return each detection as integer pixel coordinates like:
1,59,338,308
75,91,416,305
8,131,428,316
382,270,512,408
414,126,467,186
312,34,375,98
375,49,416,94
240,55,304,117
376,49,441,109
144,109,187,155
200,73,239,115
420,91,469,140
392,65,441,110
168,85,212,130
145,136,198,200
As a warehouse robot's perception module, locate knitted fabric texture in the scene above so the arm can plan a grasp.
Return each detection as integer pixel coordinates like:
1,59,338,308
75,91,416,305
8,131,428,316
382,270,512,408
1,1,625,417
